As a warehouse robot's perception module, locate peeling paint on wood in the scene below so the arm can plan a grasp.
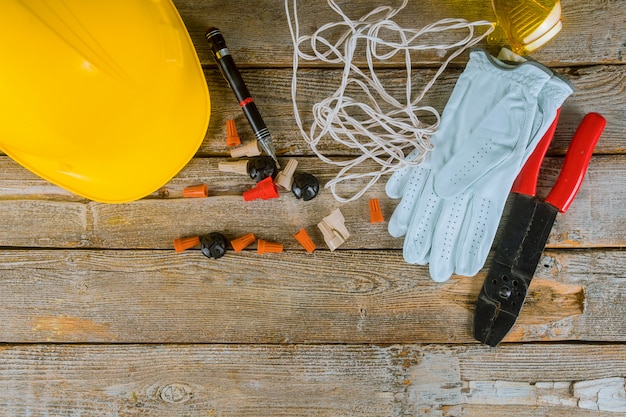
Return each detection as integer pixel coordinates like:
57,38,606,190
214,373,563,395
574,378,626,412
0,0,623,415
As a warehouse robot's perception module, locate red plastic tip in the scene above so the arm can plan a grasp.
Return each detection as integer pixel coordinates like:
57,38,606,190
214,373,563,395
243,177,279,201
174,236,201,253
369,198,384,223
294,228,316,253
225,119,241,147
230,233,256,252
183,184,209,198
257,239,283,254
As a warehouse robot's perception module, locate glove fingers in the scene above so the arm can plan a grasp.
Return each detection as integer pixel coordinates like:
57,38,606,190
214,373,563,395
455,196,501,277
387,166,430,237
385,148,426,199
386,166,412,199
403,179,441,264
427,193,471,282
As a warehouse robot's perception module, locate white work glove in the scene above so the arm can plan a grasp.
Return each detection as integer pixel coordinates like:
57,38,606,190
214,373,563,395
386,49,573,282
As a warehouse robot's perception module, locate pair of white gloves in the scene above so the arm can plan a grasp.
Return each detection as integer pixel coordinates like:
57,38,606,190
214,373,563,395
386,48,573,282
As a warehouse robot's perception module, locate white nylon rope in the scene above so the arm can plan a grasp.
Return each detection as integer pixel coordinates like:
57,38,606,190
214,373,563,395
285,0,495,202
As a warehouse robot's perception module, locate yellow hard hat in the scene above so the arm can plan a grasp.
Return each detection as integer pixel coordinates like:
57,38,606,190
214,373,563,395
0,0,210,203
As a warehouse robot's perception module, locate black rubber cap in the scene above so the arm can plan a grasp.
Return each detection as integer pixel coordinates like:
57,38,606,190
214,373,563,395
292,173,320,201
200,232,228,259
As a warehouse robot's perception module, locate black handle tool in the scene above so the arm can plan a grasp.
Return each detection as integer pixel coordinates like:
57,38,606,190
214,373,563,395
474,112,606,347
205,27,279,167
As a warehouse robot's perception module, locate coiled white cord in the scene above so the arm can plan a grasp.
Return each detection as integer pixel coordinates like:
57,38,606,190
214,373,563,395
285,0,494,202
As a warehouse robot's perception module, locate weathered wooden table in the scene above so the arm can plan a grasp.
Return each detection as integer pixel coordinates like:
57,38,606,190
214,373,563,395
1,0,624,415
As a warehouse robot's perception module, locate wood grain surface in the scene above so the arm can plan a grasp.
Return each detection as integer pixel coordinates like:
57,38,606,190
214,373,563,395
1,344,626,416
0,0,624,415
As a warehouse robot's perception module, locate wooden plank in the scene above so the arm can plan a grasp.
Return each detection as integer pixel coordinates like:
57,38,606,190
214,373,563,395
0,1,623,413
0,344,624,416
0,154,622,248
172,0,626,66
2,67,622,160
0,248,623,344
199,65,625,156
3,6,623,159
446,405,623,417
2,67,622,161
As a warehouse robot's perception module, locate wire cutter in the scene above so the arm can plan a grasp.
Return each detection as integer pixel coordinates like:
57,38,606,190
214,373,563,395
473,112,606,347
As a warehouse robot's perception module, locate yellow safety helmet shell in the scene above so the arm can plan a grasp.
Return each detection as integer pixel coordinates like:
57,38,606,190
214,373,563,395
0,0,210,203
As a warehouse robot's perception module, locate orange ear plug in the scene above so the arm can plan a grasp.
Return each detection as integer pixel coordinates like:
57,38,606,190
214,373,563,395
183,184,209,198
257,239,283,254
230,233,256,252
225,119,241,147
243,176,279,201
174,236,201,253
294,228,315,253
369,198,384,223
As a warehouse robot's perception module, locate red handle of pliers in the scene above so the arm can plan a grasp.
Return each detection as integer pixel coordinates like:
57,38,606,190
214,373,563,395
511,109,561,196
545,112,606,213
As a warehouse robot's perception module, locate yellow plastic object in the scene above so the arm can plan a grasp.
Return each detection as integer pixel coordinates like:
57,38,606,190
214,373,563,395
492,0,562,55
0,0,210,203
